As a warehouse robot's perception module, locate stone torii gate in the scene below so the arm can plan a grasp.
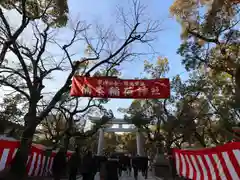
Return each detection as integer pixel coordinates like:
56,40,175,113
89,116,145,156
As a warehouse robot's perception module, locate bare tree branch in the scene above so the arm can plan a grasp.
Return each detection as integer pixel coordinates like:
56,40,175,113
0,1,29,65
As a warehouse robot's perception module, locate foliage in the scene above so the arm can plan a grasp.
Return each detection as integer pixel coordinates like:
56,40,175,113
170,0,239,34
122,56,240,153
170,0,240,105
103,133,118,153
170,0,240,147
121,58,171,151
39,94,114,150
0,0,69,27
0,0,69,68
0,94,24,134
40,112,67,143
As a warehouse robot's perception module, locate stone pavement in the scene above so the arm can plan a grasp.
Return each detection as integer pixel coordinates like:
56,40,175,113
138,171,162,180
71,171,159,180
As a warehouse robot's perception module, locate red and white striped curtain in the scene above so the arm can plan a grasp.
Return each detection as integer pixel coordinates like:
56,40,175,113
0,139,73,176
173,142,240,180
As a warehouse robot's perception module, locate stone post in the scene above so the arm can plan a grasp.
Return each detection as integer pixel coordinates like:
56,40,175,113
136,130,144,156
97,128,104,155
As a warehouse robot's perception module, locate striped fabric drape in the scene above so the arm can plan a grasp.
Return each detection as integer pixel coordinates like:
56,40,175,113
0,139,73,176
173,142,240,180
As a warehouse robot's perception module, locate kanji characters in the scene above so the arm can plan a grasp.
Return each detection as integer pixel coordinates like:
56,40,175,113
108,87,120,96
138,86,148,96
123,81,129,86
155,82,167,87
151,87,161,95
134,81,140,86
82,85,92,95
71,76,169,98
96,86,105,96
129,82,135,87
124,87,133,96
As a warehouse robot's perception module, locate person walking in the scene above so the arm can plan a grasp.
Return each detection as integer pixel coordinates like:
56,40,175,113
81,151,96,180
132,155,140,180
68,147,81,180
52,147,67,180
100,154,120,180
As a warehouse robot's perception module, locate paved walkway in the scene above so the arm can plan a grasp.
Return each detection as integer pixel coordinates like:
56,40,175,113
71,171,158,180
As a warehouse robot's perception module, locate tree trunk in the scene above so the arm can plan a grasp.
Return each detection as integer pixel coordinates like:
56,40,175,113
168,148,177,179
208,130,220,145
62,118,73,153
5,115,37,180
236,66,240,89
194,132,206,147
63,134,70,153
235,66,240,110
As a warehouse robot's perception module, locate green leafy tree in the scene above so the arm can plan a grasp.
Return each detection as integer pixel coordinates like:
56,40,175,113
1,0,68,27
170,0,239,34
0,94,24,135
49,94,106,149
121,58,174,152
170,0,240,106
39,103,113,150
120,133,137,154
170,0,240,144
192,70,240,143
122,58,236,152
103,133,118,153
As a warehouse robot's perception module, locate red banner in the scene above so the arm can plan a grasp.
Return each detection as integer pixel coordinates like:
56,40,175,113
0,137,73,177
173,142,240,180
70,76,170,99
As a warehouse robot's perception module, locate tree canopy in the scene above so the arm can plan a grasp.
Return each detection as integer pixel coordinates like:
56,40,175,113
123,55,240,152
170,0,240,107
1,0,68,27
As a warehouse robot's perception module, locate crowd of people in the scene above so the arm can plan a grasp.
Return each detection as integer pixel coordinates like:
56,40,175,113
52,147,150,180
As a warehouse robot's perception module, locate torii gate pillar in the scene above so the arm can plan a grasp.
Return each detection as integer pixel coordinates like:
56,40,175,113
97,128,104,155
136,130,144,156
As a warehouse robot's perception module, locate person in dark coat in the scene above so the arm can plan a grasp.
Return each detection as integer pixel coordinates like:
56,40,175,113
126,155,132,176
68,147,81,180
94,155,107,172
132,155,140,180
52,147,67,180
119,154,129,176
101,154,120,180
118,155,123,177
81,151,96,180
139,156,148,179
